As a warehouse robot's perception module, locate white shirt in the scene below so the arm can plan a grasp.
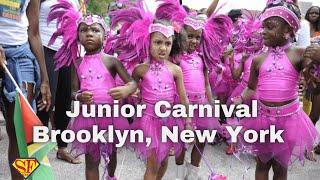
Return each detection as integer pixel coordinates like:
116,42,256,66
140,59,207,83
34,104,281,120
39,0,79,51
0,0,30,45
296,19,311,48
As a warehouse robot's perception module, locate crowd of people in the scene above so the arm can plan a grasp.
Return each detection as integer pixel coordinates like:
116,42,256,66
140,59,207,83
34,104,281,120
1,0,320,180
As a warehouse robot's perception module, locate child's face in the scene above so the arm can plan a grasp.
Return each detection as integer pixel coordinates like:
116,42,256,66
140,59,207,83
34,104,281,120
184,25,202,53
150,32,173,60
308,7,320,23
78,23,105,52
262,17,290,47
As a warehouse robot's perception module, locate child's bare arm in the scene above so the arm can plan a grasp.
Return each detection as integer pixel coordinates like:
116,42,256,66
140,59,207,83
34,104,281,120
233,56,260,104
172,64,189,108
71,63,93,104
108,58,138,99
113,58,135,84
132,63,148,83
230,53,246,80
204,67,214,104
170,63,193,129
132,64,149,98
206,0,220,17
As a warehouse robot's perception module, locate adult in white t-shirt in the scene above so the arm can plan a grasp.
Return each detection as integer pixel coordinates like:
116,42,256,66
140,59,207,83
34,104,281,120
38,0,81,164
0,0,51,179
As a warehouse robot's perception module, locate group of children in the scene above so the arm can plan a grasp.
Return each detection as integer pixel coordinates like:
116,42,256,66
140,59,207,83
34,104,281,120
23,0,320,179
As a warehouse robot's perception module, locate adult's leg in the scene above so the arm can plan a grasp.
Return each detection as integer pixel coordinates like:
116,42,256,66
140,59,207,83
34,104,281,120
309,94,320,125
55,66,80,163
107,149,117,178
5,82,35,180
36,47,58,126
309,93,320,154
0,76,5,141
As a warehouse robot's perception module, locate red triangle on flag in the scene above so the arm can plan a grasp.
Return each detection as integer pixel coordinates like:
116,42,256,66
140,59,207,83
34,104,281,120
19,94,43,144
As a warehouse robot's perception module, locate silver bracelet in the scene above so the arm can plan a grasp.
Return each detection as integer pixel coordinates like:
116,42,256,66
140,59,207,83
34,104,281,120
75,93,80,101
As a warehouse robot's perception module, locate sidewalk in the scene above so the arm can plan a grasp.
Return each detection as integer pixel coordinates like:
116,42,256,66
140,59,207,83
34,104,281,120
1,123,320,180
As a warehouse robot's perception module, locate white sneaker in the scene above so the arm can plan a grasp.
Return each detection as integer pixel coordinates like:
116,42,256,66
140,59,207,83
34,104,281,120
175,163,186,180
185,162,200,180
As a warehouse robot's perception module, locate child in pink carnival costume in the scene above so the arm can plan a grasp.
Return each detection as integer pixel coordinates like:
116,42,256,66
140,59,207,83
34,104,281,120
104,0,145,124
104,0,143,87
222,10,265,156
233,0,320,179
48,1,137,179
109,3,191,179
209,9,242,115
155,0,232,179
227,10,264,106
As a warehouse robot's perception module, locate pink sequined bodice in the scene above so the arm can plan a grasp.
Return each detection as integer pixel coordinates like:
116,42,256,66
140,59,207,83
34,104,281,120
77,53,116,104
242,56,254,83
179,52,206,96
258,45,299,102
140,61,176,105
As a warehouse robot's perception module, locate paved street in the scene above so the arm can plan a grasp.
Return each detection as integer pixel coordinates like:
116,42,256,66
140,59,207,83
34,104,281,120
1,119,320,180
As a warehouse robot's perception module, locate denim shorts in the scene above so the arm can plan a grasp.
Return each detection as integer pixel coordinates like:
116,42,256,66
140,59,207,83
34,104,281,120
1,43,41,108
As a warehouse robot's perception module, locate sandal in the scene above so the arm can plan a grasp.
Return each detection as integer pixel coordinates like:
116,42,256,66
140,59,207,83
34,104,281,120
305,150,317,162
314,144,320,155
56,150,82,164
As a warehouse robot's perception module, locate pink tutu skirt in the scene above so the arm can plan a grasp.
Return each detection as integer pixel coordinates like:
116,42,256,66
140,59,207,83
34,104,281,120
192,110,221,131
68,115,130,161
131,112,185,163
241,100,320,167
186,93,222,131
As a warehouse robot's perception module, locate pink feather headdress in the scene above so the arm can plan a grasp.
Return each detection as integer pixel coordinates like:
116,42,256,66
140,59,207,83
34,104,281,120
155,0,233,69
106,2,174,66
233,10,263,54
47,0,107,70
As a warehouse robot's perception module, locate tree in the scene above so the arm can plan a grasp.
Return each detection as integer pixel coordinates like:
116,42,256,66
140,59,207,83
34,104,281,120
87,0,111,16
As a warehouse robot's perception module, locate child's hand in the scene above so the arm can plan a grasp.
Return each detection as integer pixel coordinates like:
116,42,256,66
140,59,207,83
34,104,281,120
78,91,93,104
108,86,130,100
131,89,140,98
109,81,137,100
231,96,243,106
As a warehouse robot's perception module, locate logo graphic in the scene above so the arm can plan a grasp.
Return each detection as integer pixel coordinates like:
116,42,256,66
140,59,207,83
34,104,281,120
12,158,40,179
